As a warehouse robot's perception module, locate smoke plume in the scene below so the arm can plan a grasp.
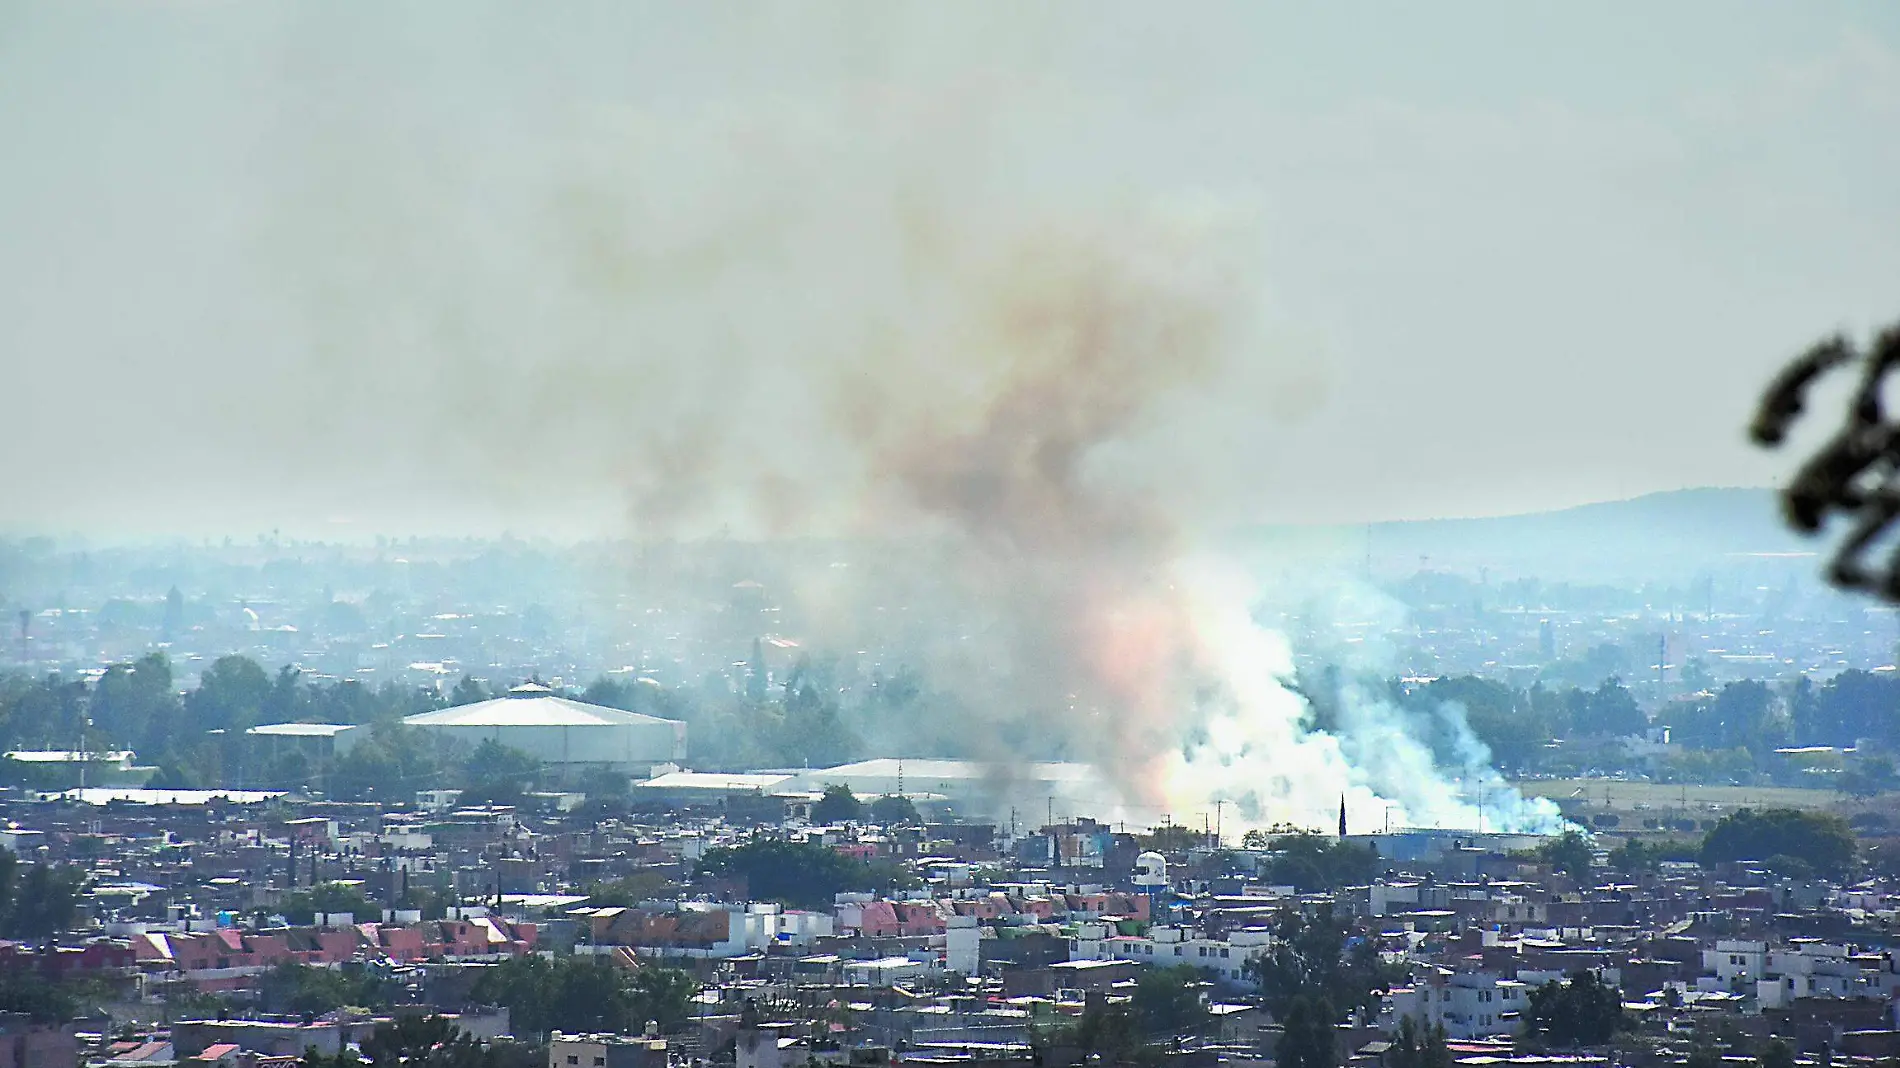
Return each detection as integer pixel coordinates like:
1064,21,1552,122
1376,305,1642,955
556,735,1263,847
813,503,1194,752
5,6,1568,832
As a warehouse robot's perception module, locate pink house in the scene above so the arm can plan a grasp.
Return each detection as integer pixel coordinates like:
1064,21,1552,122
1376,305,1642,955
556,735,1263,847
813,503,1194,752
855,901,901,937
131,918,538,989
893,902,946,936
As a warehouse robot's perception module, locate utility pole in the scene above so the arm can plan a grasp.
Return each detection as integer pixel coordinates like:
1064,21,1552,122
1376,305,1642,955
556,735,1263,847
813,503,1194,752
76,715,90,798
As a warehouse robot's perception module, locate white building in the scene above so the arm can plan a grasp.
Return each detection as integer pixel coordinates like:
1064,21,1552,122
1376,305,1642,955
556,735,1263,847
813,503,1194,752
1389,970,1528,1040
1701,940,1767,992
369,684,686,773
1758,943,1861,1005
786,758,1100,818
1726,941,1900,1006
1072,922,1268,988
946,915,980,975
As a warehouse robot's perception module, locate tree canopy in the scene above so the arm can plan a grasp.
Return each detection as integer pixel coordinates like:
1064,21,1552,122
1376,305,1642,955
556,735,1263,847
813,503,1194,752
1530,831,1594,878
470,955,695,1036
811,783,862,825
868,793,920,825
696,839,914,910
1523,971,1626,1047
1699,807,1855,879
1131,965,1207,1034
279,881,376,925
0,851,87,940
1245,905,1398,1022
1275,995,1339,1068
1258,833,1378,892
258,961,396,1016
303,1015,517,1068
1386,1016,1451,1068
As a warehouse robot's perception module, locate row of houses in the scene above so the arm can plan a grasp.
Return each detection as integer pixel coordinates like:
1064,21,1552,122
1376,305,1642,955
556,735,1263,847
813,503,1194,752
124,915,538,989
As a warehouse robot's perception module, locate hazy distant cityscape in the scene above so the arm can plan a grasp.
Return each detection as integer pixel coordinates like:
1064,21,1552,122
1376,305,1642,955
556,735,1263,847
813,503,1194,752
8,5,1900,1068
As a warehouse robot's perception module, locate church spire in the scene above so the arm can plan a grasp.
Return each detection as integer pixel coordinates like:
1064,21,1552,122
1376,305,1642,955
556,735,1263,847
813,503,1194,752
1338,794,1348,838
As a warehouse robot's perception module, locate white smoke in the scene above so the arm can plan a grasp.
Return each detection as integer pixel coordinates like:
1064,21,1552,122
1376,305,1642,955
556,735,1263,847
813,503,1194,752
1155,557,1565,834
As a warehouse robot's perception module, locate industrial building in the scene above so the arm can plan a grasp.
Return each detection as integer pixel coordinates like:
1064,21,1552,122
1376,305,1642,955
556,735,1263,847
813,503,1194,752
353,683,686,775
786,758,1102,820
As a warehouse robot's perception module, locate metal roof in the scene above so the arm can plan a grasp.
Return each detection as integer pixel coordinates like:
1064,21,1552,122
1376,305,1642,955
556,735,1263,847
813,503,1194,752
810,758,1096,782
5,749,137,763
403,693,682,729
641,771,796,792
246,723,358,738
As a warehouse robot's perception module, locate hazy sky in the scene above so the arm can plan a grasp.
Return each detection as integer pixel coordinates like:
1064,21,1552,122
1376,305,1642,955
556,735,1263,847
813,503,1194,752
3,3,1898,541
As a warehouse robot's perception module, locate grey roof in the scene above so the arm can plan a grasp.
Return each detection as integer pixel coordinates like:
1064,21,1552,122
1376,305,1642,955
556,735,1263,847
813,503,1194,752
810,758,1096,781
246,723,358,738
404,693,682,729
641,771,796,792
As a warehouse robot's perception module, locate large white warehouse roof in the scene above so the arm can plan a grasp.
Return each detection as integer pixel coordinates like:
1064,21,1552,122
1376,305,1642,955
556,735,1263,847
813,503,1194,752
403,684,682,730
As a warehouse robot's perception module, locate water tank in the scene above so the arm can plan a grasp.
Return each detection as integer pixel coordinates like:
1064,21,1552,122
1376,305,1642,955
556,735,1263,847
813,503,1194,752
1134,850,1167,886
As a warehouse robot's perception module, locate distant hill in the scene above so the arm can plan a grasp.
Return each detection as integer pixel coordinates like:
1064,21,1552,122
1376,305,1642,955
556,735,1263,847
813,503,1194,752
1241,487,1821,583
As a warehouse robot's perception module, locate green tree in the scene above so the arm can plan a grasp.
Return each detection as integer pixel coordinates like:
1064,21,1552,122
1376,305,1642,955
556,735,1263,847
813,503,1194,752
449,676,488,707
1608,839,1661,872
696,839,914,909
1276,995,1338,1068
1132,964,1207,1034
777,661,860,767
1685,1044,1721,1068
1840,755,1898,797
1523,971,1626,1047
1141,824,1203,853
1535,831,1595,878
1388,1016,1452,1068
584,870,676,907
186,655,272,732
868,794,920,825
1667,681,1786,753
326,722,447,801
90,653,181,758
0,972,80,1023
811,783,862,824
1034,1004,1152,1067
1579,679,1647,737
259,961,395,1015
458,740,540,807
280,882,376,925
4,860,85,939
359,1015,494,1068
1246,905,1396,1021
578,766,631,801
1262,833,1378,892
1700,808,1855,879
471,956,695,1036
1758,1037,1794,1068
1418,676,1545,770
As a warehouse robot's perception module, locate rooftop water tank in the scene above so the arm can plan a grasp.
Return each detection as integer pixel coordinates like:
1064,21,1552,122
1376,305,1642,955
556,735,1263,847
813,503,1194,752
1134,850,1167,886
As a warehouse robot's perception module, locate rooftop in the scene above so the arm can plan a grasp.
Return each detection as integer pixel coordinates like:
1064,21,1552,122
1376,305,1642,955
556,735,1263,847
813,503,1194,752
246,723,357,739
404,693,683,729
811,758,1097,782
